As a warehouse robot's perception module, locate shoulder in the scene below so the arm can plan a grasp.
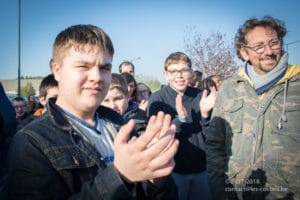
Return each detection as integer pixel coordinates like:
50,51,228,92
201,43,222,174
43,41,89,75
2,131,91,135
97,105,125,126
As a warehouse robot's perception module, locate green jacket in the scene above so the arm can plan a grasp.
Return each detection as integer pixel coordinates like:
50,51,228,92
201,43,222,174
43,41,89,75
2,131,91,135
205,64,300,200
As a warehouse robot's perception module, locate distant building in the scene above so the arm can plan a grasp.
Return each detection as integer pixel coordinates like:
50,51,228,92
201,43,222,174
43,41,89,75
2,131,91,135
0,79,42,96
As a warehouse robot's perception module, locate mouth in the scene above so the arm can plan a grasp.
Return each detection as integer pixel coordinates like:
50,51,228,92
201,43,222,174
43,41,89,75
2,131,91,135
84,87,101,94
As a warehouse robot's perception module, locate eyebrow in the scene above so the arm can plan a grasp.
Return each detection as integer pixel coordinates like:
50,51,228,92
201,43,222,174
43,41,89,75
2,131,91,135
74,61,112,69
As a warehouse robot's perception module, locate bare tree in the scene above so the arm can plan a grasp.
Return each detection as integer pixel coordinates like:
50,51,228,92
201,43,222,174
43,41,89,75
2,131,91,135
184,27,241,78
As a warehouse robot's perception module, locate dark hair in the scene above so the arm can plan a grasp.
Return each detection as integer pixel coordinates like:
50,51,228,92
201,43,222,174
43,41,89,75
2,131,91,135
190,70,203,87
121,72,138,101
235,16,287,61
110,73,128,95
137,82,152,95
12,96,25,102
201,77,217,91
118,61,135,73
39,74,58,98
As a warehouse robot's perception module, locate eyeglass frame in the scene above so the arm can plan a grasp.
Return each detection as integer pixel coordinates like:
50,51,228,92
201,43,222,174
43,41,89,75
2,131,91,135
166,68,191,77
242,38,282,54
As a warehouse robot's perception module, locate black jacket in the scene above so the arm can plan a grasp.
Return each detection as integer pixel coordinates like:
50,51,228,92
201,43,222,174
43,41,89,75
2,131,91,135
7,99,177,200
147,85,206,174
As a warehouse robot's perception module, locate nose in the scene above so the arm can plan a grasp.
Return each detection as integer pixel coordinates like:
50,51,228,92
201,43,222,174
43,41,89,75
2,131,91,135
264,44,273,55
89,67,101,82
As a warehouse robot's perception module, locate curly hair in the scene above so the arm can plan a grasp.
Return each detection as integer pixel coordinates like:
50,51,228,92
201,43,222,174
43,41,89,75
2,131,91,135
234,16,287,61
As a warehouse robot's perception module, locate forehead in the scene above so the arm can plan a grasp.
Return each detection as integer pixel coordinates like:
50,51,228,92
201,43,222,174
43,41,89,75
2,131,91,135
62,45,112,63
13,100,25,105
138,84,147,90
107,88,126,97
167,62,189,70
246,26,278,43
121,64,133,70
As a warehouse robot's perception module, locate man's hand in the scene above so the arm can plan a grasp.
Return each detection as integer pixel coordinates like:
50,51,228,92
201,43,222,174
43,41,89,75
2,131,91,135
200,86,217,118
138,99,148,112
114,112,179,183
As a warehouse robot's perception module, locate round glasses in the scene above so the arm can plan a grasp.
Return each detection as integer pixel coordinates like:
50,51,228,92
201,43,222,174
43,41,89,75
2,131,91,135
243,39,281,54
167,68,191,77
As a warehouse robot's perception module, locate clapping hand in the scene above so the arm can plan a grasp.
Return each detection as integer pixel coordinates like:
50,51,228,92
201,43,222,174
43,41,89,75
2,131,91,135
114,111,179,184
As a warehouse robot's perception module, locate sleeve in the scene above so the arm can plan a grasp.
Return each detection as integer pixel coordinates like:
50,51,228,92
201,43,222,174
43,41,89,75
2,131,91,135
6,131,134,200
145,175,178,200
203,97,227,200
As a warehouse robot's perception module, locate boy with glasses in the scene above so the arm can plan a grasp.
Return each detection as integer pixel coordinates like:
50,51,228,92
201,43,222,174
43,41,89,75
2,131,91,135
148,52,212,200
203,16,300,199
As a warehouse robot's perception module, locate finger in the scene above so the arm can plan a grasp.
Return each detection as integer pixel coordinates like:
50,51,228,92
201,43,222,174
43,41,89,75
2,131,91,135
150,139,178,170
114,120,135,148
158,114,172,139
136,112,164,150
158,124,176,155
149,139,179,176
152,159,176,178
176,94,184,115
209,86,217,96
144,126,176,159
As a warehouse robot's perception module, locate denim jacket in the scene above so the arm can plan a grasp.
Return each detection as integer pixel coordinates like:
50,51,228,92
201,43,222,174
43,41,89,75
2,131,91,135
7,99,177,200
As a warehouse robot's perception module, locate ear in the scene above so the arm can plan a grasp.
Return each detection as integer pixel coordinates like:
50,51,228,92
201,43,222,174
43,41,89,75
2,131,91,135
239,47,250,61
39,96,46,106
52,62,61,81
163,70,169,81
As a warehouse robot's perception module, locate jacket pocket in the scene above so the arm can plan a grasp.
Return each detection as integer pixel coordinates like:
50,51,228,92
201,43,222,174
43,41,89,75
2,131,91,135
46,146,96,170
223,99,244,134
270,97,300,136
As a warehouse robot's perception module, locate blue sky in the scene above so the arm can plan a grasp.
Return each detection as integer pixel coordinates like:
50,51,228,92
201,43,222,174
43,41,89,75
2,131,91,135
1,0,300,83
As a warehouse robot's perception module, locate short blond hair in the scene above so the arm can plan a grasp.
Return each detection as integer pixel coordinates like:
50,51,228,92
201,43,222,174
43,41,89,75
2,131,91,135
164,52,192,70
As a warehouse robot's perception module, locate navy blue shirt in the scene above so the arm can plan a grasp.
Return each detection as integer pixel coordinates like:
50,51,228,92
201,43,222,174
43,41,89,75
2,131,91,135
147,85,206,174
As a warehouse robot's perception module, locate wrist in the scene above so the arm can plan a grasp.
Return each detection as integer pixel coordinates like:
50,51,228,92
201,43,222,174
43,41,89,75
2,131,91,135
177,115,189,123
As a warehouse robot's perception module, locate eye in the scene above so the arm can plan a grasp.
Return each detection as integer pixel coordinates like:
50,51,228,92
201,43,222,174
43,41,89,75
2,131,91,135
253,44,264,51
100,64,112,72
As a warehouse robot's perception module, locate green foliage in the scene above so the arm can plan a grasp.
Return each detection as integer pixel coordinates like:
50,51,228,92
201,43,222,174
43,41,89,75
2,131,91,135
16,82,36,96
146,79,161,92
135,74,162,92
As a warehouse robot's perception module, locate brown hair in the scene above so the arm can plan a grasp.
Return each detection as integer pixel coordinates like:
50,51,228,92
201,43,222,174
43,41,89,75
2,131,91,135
53,24,114,65
164,52,192,70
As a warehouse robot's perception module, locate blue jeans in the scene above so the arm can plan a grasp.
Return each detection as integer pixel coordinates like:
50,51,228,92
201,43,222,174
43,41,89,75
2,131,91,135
172,170,212,200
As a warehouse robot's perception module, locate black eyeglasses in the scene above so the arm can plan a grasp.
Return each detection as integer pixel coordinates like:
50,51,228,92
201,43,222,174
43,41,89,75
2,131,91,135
243,39,281,54
167,68,191,77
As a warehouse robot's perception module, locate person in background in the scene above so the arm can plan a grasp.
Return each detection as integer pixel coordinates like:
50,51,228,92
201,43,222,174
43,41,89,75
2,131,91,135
203,16,300,199
136,82,151,112
7,24,178,199
121,72,138,102
12,97,29,124
201,77,217,92
148,51,212,200
17,74,58,130
34,74,58,116
189,70,203,88
208,75,223,91
102,73,148,135
0,82,17,199
26,95,39,115
119,61,135,76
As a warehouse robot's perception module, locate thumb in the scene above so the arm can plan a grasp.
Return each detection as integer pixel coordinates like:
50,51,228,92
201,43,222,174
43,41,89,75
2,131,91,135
114,119,135,147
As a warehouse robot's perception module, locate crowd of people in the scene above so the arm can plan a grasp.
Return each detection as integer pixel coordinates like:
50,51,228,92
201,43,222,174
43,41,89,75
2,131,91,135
0,15,299,200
